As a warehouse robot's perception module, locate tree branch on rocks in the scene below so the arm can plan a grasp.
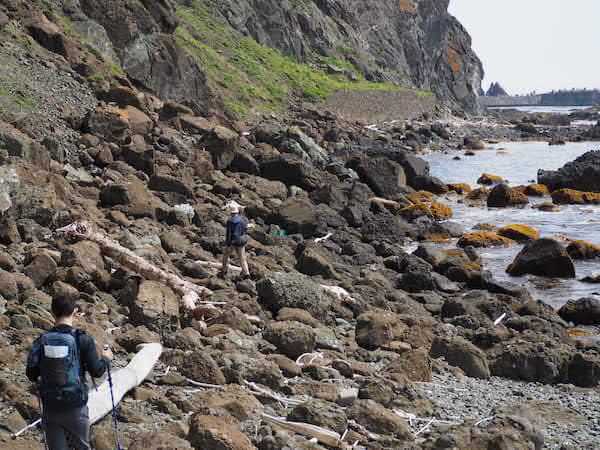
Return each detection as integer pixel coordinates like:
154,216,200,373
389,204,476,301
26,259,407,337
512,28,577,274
262,413,353,449
57,222,212,309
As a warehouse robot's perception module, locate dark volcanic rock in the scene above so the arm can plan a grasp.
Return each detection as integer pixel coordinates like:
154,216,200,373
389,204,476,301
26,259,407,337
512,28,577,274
538,150,600,192
348,156,407,198
558,297,600,325
430,336,490,379
506,238,575,279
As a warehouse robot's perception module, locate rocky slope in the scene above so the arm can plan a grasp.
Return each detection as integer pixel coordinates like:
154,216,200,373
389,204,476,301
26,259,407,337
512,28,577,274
202,0,484,113
0,1,598,449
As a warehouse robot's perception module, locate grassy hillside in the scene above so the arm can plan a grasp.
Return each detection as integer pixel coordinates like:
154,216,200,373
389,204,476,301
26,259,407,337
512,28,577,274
175,1,424,118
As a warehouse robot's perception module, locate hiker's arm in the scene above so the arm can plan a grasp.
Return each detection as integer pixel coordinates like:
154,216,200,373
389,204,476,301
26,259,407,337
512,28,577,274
80,335,108,378
26,340,41,382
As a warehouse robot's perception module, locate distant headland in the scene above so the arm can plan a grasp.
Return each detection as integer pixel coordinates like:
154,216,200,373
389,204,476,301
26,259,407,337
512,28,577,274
480,84,600,107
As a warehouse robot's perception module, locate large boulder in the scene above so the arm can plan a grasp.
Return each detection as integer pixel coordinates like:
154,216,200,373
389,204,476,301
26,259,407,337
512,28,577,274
263,321,316,359
558,297,600,325
257,272,331,322
347,400,413,440
288,400,347,434
430,336,490,379
506,238,575,278
129,432,192,450
274,197,317,237
24,254,57,288
188,414,255,450
202,126,239,170
260,154,322,191
0,121,50,169
538,150,600,192
129,280,180,329
487,183,529,207
348,156,407,198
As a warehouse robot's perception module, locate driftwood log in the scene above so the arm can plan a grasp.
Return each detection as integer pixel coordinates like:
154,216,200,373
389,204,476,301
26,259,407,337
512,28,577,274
57,222,211,309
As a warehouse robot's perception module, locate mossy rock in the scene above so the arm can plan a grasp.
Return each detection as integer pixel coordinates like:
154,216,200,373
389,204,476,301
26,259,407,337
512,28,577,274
524,184,549,197
566,240,600,260
498,224,540,242
551,189,600,205
477,173,504,185
447,183,472,194
457,231,513,248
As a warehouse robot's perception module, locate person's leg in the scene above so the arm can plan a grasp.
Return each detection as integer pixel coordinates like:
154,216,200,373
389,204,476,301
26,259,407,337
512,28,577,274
236,245,250,276
221,246,232,276
62,406,91,450
44,418,69,450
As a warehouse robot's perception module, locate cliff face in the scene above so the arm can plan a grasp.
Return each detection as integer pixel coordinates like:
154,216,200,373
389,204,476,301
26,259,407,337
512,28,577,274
201,0,484,112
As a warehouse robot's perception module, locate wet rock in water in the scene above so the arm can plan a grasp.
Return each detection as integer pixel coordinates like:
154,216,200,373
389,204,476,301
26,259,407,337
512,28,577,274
524,183,549,196
538,150,600,192
463,136,485,150
558,297,600,325
498,224,540,242
430,336,490,379
506,238,575,279
457,231,513,248
288,399,347,434
411,175,449,195
263,320,316,359
477,173,504,185
466,187,489,201
532,202,560,212
487,183,529,207
399,201,453,221
188,414,254,450
551,188,600,205
566,240,600,259
447,182,472,194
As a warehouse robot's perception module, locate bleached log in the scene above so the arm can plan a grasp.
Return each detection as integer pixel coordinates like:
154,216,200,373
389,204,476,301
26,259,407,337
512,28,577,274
89,343,162,424
57,222,211,309
321,285,356,303
197,260,242,273
262,413,351,449
314,232,333,243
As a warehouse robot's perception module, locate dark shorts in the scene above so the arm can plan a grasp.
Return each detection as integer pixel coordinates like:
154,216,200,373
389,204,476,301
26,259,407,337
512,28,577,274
43,405,90,450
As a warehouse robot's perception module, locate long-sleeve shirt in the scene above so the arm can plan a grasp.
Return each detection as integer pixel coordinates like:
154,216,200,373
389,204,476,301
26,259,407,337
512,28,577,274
26,325,108,383
225,214,249,246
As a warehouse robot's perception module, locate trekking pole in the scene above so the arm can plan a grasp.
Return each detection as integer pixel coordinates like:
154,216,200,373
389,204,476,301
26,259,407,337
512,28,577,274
104,346,123,450
36,390,49,450
10,418,41,439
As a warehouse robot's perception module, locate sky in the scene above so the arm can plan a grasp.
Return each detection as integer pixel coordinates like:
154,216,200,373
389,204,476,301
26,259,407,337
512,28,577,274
449,0,600,95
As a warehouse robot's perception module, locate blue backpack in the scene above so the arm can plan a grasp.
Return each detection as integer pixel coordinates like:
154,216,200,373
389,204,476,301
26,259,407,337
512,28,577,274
36,330,88,408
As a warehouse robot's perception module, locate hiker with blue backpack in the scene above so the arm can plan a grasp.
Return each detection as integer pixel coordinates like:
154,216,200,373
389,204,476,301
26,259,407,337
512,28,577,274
220,202,251,279
26,296,113,450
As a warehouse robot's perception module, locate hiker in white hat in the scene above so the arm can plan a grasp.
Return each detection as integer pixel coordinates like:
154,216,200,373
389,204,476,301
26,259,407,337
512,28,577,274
220,202,251,279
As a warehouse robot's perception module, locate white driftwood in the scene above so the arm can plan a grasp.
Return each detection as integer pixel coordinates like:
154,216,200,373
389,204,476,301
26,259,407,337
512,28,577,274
262,414,351,449
12,343,162,439
314,232,333,243
197,260,242,273
493,313,507,326
57,222,211,309
89,343,162,424
321,285,356,303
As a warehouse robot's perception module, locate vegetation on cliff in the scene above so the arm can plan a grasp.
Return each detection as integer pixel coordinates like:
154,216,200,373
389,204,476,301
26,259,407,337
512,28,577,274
175,1,412,118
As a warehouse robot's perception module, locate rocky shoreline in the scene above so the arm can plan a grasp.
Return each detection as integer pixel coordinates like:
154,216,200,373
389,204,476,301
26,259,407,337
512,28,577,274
1,89,599,449
1,2,600,449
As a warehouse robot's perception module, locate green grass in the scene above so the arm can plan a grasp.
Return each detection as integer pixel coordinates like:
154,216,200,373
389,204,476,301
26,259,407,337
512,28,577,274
176,1,408,118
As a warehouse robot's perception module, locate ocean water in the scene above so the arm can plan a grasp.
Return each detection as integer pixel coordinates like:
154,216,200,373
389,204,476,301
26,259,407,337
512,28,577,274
487,105,591,114
423,141,600,308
